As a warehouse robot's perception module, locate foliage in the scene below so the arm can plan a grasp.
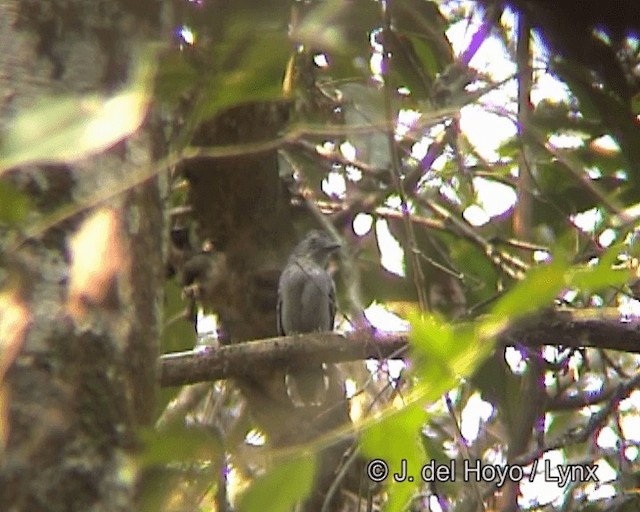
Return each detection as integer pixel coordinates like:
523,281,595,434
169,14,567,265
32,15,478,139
2,0,640,511
0,51,156,173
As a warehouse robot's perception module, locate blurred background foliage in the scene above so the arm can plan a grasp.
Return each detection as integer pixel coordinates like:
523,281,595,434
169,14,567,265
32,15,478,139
2,0,640,511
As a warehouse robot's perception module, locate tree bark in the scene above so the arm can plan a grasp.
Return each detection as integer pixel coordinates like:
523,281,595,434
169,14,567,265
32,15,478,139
0,1,167,510
158,308,640,386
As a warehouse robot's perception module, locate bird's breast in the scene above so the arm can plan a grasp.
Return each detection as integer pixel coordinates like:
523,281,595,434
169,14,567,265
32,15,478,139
279,264,333,334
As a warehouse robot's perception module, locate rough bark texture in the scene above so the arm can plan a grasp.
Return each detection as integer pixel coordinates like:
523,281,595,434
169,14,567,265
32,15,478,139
180,98,354,511
158,307,640,386
0,1,167,511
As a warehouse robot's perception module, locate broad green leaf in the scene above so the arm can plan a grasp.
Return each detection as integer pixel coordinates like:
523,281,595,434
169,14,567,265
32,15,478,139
361,405,427,512
139,425,222,467
492,260,567,319
385,30,431,99
292,0,379,55
565,243,629,291
155,52,200,106
545,410,580,441
633,93,640,116
204,32,289,117
407,36,443,80
339,82,391,169
0,52,156,172
552,59,640,187
161,280,196,354
410,313,455,361
157,280,197,416
448,239,500,306
392,0,453,66
0,180,30,225
384,0,454,100
238,455,315,512
186,3,292,122
410,314,493,393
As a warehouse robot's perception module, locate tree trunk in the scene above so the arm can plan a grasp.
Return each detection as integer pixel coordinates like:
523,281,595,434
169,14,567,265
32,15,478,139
0,1,167,510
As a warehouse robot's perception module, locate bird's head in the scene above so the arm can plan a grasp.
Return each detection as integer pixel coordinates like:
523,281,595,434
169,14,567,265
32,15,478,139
291,230,341,266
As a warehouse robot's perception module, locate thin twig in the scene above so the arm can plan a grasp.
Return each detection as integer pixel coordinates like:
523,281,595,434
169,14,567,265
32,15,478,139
444,393,486,511
381,0,429,311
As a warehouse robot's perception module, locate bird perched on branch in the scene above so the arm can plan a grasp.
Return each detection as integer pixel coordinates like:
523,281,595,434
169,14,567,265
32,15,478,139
277,230,340,407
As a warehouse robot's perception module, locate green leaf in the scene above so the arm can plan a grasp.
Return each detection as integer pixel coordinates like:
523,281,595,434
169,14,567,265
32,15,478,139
361,405,427,512
385,31,431,99
489,243,628,322
161,280,196,354
238,455,316,512
492,260,567,319
391,0,453,70
410,313,454,360
407,36,442,80
203,32,289,117
139,425,222,467
292,0,380,55
0,180,30,225
0,51,156,172
383,0,455,99
188,5,293,122
155,53,200,106
410,314,493,394
545,410,580,441
157,280,197,416
565,243,629,291
339,82,391,169
633,93,640,116
449,239,500,306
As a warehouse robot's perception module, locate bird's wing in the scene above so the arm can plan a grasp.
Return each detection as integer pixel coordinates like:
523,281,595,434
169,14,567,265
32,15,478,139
328,279,336,330
279,260,336,333
296,265,335,331
276,277,285,336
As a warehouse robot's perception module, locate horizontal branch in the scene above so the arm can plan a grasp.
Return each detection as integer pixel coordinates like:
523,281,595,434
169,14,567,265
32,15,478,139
158,309,640,387
159,332,408,387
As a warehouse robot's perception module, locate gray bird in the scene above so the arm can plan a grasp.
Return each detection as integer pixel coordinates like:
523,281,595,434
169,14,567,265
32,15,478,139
277,230,340,407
